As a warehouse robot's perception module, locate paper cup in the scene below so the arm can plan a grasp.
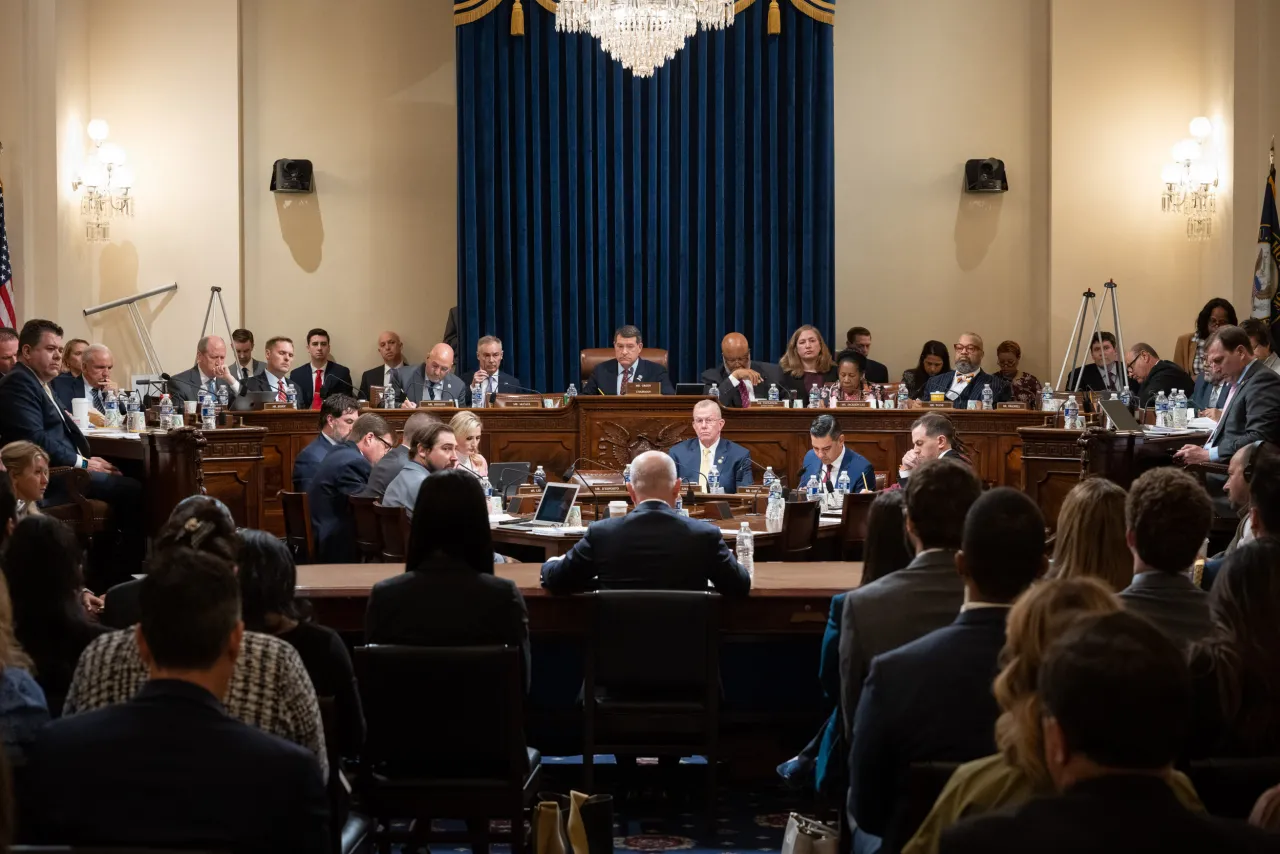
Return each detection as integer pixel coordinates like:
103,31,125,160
184,400,198,415
608,500,628,518
71,398,90,430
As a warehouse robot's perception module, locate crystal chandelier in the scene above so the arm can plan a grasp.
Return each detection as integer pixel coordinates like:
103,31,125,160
1161,116,1218,241
71,119,135,242
557,0,735,78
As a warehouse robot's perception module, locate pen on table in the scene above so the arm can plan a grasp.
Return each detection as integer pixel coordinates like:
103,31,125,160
861,472,870,492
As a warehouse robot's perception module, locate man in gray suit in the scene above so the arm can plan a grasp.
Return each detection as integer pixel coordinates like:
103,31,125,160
361,412,440,499
838,457,982,834
167,335,240,406
392,343,468,406
1119,468,1213,649
230,329,265,383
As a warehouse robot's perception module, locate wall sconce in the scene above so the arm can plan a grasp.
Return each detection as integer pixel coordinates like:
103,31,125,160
1161,116,1218,241
70,119,134,242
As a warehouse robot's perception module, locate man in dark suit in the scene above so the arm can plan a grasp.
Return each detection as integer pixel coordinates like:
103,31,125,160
838,459,983,832
897,412,969,486
307,412,393,563
0,319,144,585
0,326,18,375
1175,325,1280,468
358,330,408,401
361,411,439,499
288,327,354,410
668,400,754,493
239,335,303,407
51,343,117,418
798,413,875,494
1066,331,1131,394
846,326,889,384
166,334,241,406
541,451,750,595
1126,342,1194,407
582,325,675,395
393,342,468,405
940,611,1277,854
443,305,460,357
467,334,524,400
700,332,786,407
291,393,359,492
849,489,1045,851
21,549,329,852
918,333,1010,407
230,328,266,383
1119,468,1213,649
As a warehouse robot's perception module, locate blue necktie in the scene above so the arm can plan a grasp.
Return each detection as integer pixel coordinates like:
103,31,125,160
206,379,216,396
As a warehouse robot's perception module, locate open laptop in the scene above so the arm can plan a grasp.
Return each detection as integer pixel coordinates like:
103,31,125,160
500,482,581,529
1098,398,1143,432
488,462,532,499
676,382,711,395
229,391,279,412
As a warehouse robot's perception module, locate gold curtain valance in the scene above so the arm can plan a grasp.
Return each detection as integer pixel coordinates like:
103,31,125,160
457,0,835,30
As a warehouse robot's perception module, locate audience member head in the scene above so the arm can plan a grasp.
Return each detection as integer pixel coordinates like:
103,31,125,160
0,442,48,506
306,328,331,366
81,344,113,390
956,488,1045,604
1195,298,1237,340
236,529,301,634
613,325,644,369
154,495,239,565
378,330,404,367
264,336,294,376
953,332,984,373
1225,441,1260,514
448,411,484,463
904,458,982,552
18,319,64,382
476,335,503,375
720,332,752,374
993,578,1121,788
425,343,455,383
350,413,392,465
317,393,359,440
1050,478,1131,592
1088,331,1118,367
0,475,17,551
833,349,867,396
1126,342,1160,384
230,328,255,366
195,335,228,379
0,327,19,375
910,413,961,463
136,548,242,698
61,338,89,376
400,411,440,450
808,414,846,467
691,399,725,448
410,423,458,472
628,450,680,506
995,340,1022,379
406,468,495,574
862,490,913,585
1039,611,1191,790
1248,441,1280,536
1242,317,1275,361
1206,325,1255,384
845,326,872,356
1125,467,1212,575
3,515,92,644
914,340,950,379
780,325,833,376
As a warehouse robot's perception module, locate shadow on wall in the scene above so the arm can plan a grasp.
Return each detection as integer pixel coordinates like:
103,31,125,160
90,241,176,376
954,191,1004,272
275,184,324,273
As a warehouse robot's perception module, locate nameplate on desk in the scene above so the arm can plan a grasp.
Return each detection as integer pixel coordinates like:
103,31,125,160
625,382,661,395
416,400,452,408
750,400,786,408
738,485,770,495
996,402,1028,410
922,401,951,409
836,400,872,408
494,394,543,408
255,401,292,411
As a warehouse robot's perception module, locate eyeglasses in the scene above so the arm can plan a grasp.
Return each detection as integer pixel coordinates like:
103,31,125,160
373,435,393,450
954,344,981,353
1127,353,1144,371
692,418,721,426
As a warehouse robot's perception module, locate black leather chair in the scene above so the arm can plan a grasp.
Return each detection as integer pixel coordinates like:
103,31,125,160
347,494,383,564
780,500,820,561
371,503,408,562
279,490,314,564
1189,757,1280,820
353,645,540,854
583,591,721,814
318,697,372,854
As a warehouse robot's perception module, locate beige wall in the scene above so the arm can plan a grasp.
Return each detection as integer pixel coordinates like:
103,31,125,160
241,0,457,378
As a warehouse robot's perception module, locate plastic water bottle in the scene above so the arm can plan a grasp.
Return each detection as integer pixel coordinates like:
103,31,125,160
736,522,755,583
480,476,493,497
125,392,142,433
708,464,721,494
286,383,298,408
104,390,119,429
762,466,776,487
533,465,547,488
768,384,779,402
471,382,485,408
1119,384,1132,408
382,384,396,410
1104,393,1118,430
622,464,632,485
1041,383,1055,412
1173,389,1188,429
806,475,820,501
565,383,578,407
837,470,851,496
767,480,786,523
200,391,216,431
981,385,994,410
1063,394,1079,430
674,493,684,514
897,383,909,409
808,385,820,409
217,384,229,409
1155,391,1169,428
158,393,174,430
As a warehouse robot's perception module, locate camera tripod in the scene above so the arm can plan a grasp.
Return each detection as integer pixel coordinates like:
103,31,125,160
200,286,234,342
1055,279,1128,394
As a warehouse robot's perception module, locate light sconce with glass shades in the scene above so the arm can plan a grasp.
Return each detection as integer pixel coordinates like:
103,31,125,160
70,119,134,242
1161,116,1218,241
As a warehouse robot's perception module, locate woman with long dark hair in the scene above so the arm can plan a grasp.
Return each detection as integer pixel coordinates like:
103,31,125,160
901,341,950,398
1176,298,1237,379
861,491,914,585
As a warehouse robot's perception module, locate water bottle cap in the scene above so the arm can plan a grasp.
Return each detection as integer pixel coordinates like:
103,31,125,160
739,521,751,530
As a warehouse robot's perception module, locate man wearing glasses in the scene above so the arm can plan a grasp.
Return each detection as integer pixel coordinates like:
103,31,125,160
1125,343,1193,408
306,412,394,563
916,333,1010,409
667,399,754,492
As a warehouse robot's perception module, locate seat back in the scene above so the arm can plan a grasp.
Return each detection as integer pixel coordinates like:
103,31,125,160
586,590,720,696
781,500,820,561
702,501,734,521
372,503,408,562
580,348,670,384
347,494,383,562
887,762,963,852
839,491,877,559
1188,757,1280,820
279,490,314,564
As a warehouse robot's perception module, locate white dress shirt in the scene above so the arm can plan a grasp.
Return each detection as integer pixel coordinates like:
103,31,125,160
264,371,291,399
382,361,405,389
616,361,641,394
199,370,239,396
820,447,846,490
726,373,757,403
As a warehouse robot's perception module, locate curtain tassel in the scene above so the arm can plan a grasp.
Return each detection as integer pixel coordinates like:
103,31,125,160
511,0,525,35
767,0,780,34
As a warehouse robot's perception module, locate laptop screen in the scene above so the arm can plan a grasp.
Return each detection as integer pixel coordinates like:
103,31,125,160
534,483,580,524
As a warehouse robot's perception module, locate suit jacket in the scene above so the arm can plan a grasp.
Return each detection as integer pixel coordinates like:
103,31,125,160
939,773,1276,854
1137,360,1195,407
1119,571,1213,649
392,364,468,405
305,443,371,563
782,366,839,400
849,608,1008,846
0,363,91,467
464,368,525,400
699,361,787,407
896,447,966,490
362,444,411,499
582,358,675,396
1206,360,1280,459
444,306,460,354
233,359,266,383
240,371,303,408
863,357,890,385
668,437,754,493
50,372,106,414
919,369,1011,408
21,679,329,853
358,363,408,401
382,460,429,514
541,500,751,596
366,558,531,690
1066,362,1131,394
167,365,236,406
288,361,354,406
292,434,341,492
798,447,876,494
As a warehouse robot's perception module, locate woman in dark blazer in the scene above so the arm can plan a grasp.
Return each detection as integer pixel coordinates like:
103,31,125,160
364,469,530,690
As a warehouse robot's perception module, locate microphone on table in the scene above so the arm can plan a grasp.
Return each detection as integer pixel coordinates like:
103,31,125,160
561,457,620,522
159,372,202,403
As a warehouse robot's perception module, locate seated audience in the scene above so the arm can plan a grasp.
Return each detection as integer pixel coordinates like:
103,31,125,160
1067,332,1130,394
668,399,754,493
0,441,48,520
899,413,969,486
779,324,838,399
700,332,786,407
230,327,264,382
1119,468,1213,648
917,333,1010,407
358,330,407,401
1242,317,1280,374
288,327,353,410
1200,442,1263,589
383,423,460,516
167,334,241,404
582,325,674,395
938,611,1273,854
393,342,468,405
799,413,875,494
469,334,523,399
846,326,890,384
240,336,300,406
362,411,439,499
307,412,393,563
1175,297,1237,379
60,338,88,380
366,469,530,688
1049,478,1132,592
450,410,489,477
540,451,750,595
994,340,1041,406
50,343,116,418
0,574,49,761
902,340,950,398
826,349,875,404
1126,342,1195,408
0,327,18,375
291,392,359,491
0,474,15,549
23,548,330,852
3,516,110,710
906,580,1199,854
839,459,983,830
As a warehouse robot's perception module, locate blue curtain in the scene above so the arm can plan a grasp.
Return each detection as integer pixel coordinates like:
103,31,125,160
456,0,835,392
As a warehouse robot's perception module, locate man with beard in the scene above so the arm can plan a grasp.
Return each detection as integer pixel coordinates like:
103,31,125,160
917,333,1010,408
382,422,460,516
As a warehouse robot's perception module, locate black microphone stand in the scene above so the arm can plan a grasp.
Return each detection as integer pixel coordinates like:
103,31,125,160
561,456,620,524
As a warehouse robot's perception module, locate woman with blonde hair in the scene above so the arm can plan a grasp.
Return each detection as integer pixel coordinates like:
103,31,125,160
1049,477,1132,592
0,442,49,520
448,411,488,477
902,578,1201,854
778,325,837,399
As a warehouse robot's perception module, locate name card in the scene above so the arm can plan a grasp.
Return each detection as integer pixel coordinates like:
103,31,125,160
625,382,662,395
417,400,452,408
494,394,543,408
738,484,771,495
996,401,1028,410
836,400,872,408
750,400,786,408
256,401,292,411
922,401,951,409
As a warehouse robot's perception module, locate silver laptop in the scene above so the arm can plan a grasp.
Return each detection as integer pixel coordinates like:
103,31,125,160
505,482,581,529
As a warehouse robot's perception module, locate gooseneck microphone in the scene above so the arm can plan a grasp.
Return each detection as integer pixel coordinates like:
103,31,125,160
561,456,621,523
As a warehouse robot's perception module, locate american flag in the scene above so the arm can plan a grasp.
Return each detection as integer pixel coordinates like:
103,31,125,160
0,184,15,328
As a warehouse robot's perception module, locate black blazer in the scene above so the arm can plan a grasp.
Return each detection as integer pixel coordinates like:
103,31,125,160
699,360,787,406
288,361,354,405
49,372,98,413
366,558,531,691
239,371,303,408
305,444,372,563
863,357,889,384
849,607,1007,847
0,363,90,467
1137,360,1195,407
918,369,1011,408
292,434,340,492
1205,360,1280,459
358,365,396,401
469,368,526,399
781,366,839,400
582,358,675,395
21,679,329,853
1119,571,1213,650
939,773,1277,854
540,500,750,596
1067,362,1132,394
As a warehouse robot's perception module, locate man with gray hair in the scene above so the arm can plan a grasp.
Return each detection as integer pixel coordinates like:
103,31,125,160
540,450,750,595
469,335,524,401
168,335,240,406
52,343,119,417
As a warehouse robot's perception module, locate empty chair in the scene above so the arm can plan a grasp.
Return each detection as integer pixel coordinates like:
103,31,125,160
372,503,408,562
279,491,314,564
780,501,820,562
347,494,382,563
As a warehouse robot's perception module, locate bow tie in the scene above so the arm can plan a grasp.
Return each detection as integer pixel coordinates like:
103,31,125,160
956,372,977,382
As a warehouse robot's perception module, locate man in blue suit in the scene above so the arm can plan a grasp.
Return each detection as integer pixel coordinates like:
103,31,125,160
288,328,354,409
668,399,753,493
798,413,875,494
306,412,393,563
291,393,359,491
582,325,675,395
918,332,1010,408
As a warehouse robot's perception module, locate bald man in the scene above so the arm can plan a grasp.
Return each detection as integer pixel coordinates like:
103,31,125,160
358,330,408,400
700,332,787,407
391,342,467,406
916,332,1010,409
168,335,242,406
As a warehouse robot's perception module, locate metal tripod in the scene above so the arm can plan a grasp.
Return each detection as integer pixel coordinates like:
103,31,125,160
1055,279,1128,394
200,286,234,342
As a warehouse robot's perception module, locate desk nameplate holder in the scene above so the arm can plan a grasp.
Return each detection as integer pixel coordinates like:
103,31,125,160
750,400,786,408
417,400,452,408
494,394,543,408
625,382,662,395
922,401,951,409
996,402,1028,410
836,400,872,408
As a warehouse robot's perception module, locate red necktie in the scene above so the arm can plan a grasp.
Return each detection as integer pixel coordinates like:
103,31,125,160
312,368,323,409
621,365,631,394
739,381,751,408
277,377,287,402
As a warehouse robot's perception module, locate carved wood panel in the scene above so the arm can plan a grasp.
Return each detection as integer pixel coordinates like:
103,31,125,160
488,434,577,483
204,466,258,530
591,419,695,470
